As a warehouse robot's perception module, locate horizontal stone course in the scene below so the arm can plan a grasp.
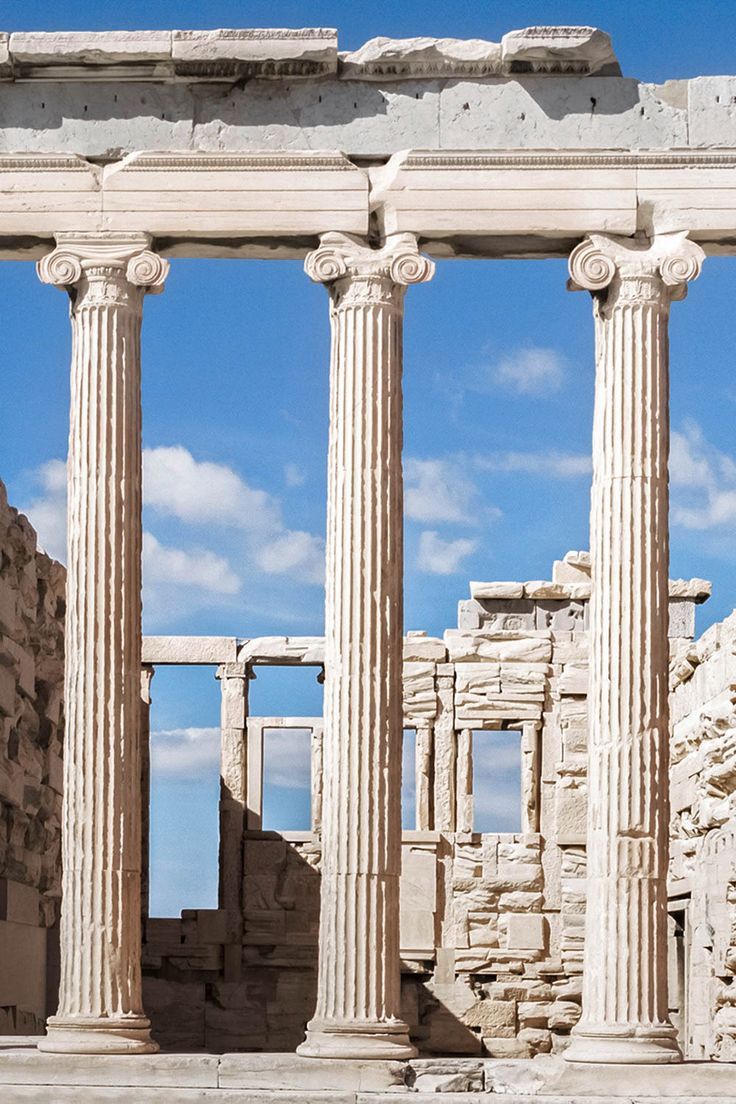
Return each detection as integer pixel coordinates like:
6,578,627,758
0,26,618,82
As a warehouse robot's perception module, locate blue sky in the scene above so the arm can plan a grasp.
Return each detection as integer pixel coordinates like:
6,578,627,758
2,1,736,913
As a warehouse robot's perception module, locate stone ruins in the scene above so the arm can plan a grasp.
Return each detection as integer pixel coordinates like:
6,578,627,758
0,18,735,1102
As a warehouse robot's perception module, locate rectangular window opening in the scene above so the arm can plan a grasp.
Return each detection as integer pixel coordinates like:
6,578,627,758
262,725,313,831
148,665,220,917
248,665,323,833
402,728,416,830
471,728,523,833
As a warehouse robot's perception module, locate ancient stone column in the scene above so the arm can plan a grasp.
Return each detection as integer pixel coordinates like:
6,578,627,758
565,232,703,1064
37,233,169,1054
140,664,155,930
298,232,433,1059
216,662,248,982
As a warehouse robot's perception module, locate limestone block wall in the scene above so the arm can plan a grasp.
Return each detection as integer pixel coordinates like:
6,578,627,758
140,553,713,1056
0,479,65,1035
669,614,736,1061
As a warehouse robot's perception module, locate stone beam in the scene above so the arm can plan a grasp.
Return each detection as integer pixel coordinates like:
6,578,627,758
373,150,736,255
0,26,617,82
1,150,736,258
141,636,238,665
0,152,368,251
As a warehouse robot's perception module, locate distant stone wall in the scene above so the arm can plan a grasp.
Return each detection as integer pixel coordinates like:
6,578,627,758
0,524,722,1056
141,553,714,1057
670,614,736,1061
0,479,65,1034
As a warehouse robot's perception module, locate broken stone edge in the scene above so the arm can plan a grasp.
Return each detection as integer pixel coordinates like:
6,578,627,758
0,26,620,81
470,577,712,603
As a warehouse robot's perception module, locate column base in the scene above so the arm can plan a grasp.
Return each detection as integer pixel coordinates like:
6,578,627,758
38,1015,159,1055
297,1017,416,1060
564,1021,682,1064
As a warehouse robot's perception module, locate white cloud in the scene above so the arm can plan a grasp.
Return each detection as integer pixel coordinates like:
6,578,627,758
417,530,478,575
22,445,326,592
670,422,736,530
405,458,478,524
23,459,68,561
150,725,312,787
474,450,591,479
151,727,220,776
492,346,566,397
22,460,242,597
255,531,325,585
284,463,307,488
262,727,312,790
144,446,324,585
143,446,279,533
143,533,240,595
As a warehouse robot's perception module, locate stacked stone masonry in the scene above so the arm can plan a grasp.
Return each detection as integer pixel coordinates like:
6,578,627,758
135,553,736,1062
0,480,65,1037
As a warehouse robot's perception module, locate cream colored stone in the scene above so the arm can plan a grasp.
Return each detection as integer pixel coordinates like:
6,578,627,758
171,28,337,76
446,632,552,664
523,581,571,600
103,152,368,240
36,233,169,1056
470,581,525,600
501,26,619,75
342,36,502,79
142,636,237,665
506,914,547,951
564,231,704,1065
298,233,432,1060
238,636,325,664
9,31,172,65
669,577,712,601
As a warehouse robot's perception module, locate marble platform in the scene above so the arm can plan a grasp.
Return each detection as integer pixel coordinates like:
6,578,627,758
0,1041,735,1101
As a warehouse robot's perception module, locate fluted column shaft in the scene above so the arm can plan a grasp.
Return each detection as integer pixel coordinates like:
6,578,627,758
37,233,168,1054
298,233,433,1059
565,233,703,1064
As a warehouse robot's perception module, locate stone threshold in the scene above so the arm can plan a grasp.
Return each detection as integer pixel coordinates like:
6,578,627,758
0,1043,735,1098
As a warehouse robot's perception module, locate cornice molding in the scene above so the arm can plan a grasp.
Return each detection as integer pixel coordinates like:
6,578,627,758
110,152,361,173
399,149,736,170
3,148,736,177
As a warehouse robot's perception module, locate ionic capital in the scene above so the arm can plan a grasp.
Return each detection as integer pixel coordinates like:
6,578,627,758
305,232,434,306
37,232,169,295
568,232,704,306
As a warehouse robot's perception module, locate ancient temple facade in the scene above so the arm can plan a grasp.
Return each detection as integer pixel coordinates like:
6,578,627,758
136,554,736,1064
0,18,734,1101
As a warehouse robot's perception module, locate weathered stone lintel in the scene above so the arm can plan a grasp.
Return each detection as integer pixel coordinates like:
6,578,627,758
0,26,618,82
470,575,711,604
3,29,339,80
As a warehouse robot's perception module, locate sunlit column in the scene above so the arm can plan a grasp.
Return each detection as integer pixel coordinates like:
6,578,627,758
217,661,249,982
564,232,703,1064
37,233,168,1054
298,232,433,1059
140,664,155,929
